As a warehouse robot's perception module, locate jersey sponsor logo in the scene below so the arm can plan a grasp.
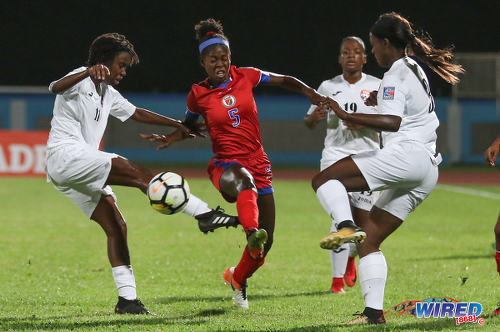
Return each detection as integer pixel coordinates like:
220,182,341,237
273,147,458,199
360,89,371,101
221,95,236,107
331,91,342,96
383,87,395,100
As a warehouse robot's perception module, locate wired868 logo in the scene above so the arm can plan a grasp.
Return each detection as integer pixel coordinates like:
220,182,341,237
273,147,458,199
387,297,484,326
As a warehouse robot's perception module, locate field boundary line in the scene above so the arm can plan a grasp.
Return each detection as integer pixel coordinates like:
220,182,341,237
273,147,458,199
436,184,500,200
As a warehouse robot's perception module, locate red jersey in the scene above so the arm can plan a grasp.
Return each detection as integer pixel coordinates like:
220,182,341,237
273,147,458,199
186,66,270,158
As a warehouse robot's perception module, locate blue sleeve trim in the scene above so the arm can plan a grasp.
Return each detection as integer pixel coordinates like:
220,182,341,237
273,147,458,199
185,109,199,120
257,186,274,195
259,71,271,84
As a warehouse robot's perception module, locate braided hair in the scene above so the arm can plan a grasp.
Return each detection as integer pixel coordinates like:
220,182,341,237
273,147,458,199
370,12,464,84
87,33,139,67
194,18,230,56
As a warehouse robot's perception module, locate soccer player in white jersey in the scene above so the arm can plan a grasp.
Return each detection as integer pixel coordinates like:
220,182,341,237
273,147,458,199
304,36,380,294
45,33,238,315
311,13,464,324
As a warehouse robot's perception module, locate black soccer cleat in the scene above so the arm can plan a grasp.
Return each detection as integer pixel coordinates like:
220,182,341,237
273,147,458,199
347,307,386,325
114,297,153,315
196,206,240,234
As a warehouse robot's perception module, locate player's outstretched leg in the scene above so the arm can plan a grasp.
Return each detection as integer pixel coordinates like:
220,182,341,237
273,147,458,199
195,206,240,233
320,220,366,250
181,194,239,233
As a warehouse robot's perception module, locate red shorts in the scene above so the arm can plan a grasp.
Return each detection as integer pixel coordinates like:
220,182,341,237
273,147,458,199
207,150,273,201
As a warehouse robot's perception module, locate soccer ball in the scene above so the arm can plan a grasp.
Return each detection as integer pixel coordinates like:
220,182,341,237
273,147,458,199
147,172,190,215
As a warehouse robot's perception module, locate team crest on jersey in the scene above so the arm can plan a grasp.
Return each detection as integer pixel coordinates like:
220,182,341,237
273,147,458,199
360,89,371,101
383,87,395,100
222,95,236,108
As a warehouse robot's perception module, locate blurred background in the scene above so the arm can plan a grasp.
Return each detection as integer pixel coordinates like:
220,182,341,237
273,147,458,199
0,0,499,175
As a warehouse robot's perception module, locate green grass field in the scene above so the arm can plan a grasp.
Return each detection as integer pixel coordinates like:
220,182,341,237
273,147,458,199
0,177,499,331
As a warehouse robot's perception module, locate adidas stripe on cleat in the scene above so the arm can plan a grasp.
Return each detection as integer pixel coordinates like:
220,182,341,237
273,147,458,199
196,206,239,234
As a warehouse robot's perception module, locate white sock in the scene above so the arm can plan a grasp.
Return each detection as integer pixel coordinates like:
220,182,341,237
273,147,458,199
316,180,353,228
330,244,349,278
328,221,348,278
112,265,137,300
359,251,387,310
348,242,358,257
181,194,211,217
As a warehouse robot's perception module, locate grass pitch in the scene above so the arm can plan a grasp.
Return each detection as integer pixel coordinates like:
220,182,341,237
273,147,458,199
0,177,499,331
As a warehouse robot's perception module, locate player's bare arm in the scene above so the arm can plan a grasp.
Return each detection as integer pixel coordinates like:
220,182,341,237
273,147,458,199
326,98,401,132
49,65,110,94
267,73,326,105
140,116,205,150
131,108,192,136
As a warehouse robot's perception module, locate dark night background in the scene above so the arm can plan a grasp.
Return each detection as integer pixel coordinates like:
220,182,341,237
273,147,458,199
0,1,498,96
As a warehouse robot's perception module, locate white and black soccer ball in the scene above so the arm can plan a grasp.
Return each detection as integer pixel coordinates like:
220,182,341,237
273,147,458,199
147,172,190,215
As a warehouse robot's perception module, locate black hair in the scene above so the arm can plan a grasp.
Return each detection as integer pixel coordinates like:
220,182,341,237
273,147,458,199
87,33,139,67
194,18,229,56
340,36,366,53
370,12,464,84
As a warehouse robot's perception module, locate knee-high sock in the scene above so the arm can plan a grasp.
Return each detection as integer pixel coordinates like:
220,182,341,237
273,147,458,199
237,189,259,230
359,251,387,310
233,245,265,285
112,265,137,300
181,194,211,217
316,180,353,229
329,222,349,277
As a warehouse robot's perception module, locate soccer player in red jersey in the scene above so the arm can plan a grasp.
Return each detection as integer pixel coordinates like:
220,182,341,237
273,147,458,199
142,18,325,309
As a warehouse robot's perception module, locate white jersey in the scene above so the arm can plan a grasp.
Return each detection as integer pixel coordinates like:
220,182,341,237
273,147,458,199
377,57,439,153
46,67,136,151
307,73,381,160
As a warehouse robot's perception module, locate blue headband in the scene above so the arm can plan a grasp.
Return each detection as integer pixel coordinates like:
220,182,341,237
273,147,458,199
198,37,230,54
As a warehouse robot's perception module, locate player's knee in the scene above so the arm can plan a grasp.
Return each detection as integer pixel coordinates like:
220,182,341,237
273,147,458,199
312,173,327,191
220,167,256,198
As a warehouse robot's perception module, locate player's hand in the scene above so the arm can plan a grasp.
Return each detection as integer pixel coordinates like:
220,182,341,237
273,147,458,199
309,104,328,122
325,98,349,120
365,90,378,106
485,139,500,166
88,64,110,82
307,89,327,105
140,132,183,150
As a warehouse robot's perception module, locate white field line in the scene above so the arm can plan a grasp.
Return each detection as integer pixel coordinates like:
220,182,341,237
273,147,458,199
436,184,500,200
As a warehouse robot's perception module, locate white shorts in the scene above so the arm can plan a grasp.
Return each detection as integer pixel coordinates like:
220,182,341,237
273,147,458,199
349,190,380,211
321,148,380,212
351,140,438,221
46,144,119,218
